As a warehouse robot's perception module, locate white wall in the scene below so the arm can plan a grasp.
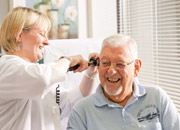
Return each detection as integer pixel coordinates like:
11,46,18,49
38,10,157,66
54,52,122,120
77,0,118,39
0,0,9,54
77,0,88,38
87,0,117,38
0,0,9,25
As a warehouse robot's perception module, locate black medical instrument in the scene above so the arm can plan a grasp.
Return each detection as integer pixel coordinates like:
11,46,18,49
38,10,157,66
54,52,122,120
56,85,60,104
68,64,80,71
88,57,100,67
56,85,61,114
68,57,99,71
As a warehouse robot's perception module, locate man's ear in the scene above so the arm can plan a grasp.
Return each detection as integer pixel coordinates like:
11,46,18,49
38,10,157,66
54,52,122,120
134,59,142,77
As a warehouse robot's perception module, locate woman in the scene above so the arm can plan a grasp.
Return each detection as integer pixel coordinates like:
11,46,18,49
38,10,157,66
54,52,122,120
0,7,97,130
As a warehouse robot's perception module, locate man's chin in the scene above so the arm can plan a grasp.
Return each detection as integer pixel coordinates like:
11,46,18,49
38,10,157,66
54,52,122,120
103,84,122,96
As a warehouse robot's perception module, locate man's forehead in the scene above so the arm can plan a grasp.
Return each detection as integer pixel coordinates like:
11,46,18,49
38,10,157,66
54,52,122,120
100,45,133,59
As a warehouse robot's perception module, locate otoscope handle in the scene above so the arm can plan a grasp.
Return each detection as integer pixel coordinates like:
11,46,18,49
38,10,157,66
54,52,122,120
68,64,80,71
68,57,99,71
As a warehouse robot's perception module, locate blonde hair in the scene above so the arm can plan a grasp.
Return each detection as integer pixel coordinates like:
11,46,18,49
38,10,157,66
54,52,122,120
0,7,51,53
101,34,138,59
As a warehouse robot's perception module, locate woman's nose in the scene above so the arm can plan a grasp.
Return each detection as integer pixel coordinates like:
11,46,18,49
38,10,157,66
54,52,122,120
43,35,49,46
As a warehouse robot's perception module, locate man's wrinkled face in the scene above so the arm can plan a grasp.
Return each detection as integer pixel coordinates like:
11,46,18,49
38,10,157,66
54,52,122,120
98,44,135,102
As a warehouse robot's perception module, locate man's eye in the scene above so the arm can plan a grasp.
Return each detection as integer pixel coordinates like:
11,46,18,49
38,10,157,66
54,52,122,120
116,63,125,68
102,62,110,67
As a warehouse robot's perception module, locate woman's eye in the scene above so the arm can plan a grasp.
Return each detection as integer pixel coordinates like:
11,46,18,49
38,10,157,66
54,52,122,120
38,31,46,36
39,32,44,36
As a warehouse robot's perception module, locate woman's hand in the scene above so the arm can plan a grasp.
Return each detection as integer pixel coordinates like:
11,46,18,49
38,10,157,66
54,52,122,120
68,55,88,73
86,53,99,78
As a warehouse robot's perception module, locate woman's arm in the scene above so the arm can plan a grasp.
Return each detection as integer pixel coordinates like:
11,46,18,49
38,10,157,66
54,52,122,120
79,53,99,97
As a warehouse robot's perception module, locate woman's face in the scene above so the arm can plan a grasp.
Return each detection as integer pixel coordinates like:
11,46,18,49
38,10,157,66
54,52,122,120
18,27,49,63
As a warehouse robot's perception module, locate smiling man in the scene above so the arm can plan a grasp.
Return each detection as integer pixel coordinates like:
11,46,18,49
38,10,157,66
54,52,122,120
67,34,180,130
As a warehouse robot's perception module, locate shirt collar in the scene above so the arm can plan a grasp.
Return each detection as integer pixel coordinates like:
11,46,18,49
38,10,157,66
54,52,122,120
133,79,147,97
95,84,121,108
94,79,147,108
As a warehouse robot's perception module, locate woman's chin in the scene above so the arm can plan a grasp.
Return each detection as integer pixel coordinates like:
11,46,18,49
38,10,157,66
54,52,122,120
37,54,43,60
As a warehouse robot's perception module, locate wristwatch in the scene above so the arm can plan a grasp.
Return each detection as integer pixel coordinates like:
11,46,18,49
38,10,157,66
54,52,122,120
59,56,80,71
59,56,71,62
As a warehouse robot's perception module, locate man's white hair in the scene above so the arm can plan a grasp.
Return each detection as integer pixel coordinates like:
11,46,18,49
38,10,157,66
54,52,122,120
101,34,138,59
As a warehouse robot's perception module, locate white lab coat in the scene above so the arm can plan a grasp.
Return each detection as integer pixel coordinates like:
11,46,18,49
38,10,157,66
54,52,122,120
0,55,67,130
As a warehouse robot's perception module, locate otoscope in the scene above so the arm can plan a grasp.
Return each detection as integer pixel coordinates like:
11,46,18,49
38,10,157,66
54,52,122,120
68,57,99,71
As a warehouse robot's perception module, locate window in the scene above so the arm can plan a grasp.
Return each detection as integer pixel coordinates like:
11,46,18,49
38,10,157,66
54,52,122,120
118,0,180,112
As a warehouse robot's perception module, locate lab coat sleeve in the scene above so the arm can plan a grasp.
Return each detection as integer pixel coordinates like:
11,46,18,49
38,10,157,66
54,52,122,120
0,62,66,100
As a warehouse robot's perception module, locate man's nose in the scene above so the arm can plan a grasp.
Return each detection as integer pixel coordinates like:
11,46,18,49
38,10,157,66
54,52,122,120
107,64,117,74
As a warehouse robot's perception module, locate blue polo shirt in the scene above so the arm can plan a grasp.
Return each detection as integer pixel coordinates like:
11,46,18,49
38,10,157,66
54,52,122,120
67,81,180,130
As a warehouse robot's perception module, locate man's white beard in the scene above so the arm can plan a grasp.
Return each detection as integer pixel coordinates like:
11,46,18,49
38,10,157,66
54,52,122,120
104,83,122,96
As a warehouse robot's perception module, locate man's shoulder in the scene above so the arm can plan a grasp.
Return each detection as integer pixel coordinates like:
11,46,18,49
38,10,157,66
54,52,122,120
73,94,95,109
138,83,162,92
138,84,167,98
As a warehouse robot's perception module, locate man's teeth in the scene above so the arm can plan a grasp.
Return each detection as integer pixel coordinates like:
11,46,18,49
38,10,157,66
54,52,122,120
107,78,119,82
